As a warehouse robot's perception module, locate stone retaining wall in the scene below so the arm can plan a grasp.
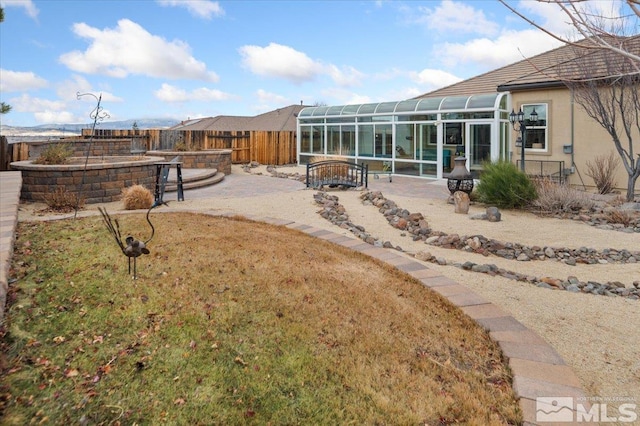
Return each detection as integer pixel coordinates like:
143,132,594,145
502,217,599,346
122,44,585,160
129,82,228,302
147,150,232,175
10,156,164,204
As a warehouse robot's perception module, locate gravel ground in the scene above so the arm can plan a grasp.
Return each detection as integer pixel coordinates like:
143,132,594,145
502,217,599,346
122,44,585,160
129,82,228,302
17,164,640,403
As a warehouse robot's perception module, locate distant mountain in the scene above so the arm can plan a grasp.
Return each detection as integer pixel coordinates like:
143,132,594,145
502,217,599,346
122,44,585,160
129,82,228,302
1,119,181,143
1,118,180,134
32,118,180,131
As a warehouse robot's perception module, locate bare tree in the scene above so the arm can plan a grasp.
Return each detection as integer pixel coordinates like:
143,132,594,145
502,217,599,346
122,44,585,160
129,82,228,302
501,0,640,201
500,1,640,66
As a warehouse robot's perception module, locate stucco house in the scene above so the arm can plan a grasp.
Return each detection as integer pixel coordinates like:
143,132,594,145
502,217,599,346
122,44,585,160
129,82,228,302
296,37,639,196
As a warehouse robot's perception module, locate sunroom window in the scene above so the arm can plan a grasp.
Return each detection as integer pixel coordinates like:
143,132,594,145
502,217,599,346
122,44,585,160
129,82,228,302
523,103,548,151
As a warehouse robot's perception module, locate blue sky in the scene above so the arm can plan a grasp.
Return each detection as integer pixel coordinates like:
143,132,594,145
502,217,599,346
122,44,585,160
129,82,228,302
0,0,624,127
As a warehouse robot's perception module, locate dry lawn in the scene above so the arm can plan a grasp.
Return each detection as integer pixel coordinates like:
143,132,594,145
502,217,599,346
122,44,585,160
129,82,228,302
2,212,521,424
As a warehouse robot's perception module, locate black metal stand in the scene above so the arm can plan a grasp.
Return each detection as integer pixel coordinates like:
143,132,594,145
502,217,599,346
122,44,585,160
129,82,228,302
154,161,184,204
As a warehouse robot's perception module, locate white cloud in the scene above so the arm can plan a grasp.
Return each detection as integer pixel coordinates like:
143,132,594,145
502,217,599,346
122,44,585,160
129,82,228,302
9,94,65,112
410,68,462,89
34,110,78,124
239,43,366,87
255,89,289,105
56,75,122,104
325,64,365,87
239,43,322,84
437,28,564,71
391,87,424,100
248,89,294,114
57,75,93,100
0,0,39,20
156,0,224,19
516,0,572,34
59,19,219,82
0,69,48,92
416,0,499,36
517,0,632,38
154,83,233,102
319,87,372,106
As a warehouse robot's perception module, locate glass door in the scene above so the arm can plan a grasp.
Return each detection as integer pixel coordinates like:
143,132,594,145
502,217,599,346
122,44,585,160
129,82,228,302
418,123,437,177
467,123,492,176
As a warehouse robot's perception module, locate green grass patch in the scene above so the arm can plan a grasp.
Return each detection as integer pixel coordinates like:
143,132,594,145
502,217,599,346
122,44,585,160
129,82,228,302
2,213,521,424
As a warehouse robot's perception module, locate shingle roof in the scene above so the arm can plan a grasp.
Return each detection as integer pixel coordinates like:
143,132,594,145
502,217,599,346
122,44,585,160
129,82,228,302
500,35,640,90
171,104,309,132
417,35,640,98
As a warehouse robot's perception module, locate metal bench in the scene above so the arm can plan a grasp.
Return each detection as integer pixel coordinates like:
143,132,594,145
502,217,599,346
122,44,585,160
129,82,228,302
306,160,368,189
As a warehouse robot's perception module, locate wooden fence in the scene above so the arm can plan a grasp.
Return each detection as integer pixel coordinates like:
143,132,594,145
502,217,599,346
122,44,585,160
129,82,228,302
83,129,298,165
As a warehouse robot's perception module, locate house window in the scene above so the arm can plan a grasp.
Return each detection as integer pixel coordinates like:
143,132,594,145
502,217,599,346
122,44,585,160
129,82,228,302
523,103,547,150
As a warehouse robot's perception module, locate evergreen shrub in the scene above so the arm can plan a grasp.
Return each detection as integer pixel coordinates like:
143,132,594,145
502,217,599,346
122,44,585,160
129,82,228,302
476,161,537,209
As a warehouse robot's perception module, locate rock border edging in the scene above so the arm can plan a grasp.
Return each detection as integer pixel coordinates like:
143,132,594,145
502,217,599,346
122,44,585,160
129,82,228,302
314,190,640,299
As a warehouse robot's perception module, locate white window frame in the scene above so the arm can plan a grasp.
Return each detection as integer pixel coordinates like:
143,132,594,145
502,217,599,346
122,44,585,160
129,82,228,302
523,103,548,152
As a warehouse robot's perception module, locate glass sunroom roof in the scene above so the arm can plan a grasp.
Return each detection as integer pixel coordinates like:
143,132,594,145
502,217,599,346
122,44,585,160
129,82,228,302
298,93,504,117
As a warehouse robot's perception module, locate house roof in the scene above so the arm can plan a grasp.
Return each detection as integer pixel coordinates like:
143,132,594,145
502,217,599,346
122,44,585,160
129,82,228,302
500,35,640,91
418,35,640,98
172,104,308,132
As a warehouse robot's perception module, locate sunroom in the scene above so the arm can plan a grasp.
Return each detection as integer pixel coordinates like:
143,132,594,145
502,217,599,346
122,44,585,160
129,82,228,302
297,93,511,179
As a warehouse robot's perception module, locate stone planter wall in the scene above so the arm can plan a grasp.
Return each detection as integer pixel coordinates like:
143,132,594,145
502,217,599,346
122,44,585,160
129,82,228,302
147,149,232,175
10,156,164,204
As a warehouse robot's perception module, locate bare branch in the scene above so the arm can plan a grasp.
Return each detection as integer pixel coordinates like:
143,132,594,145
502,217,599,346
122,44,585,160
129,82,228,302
499,0,640,64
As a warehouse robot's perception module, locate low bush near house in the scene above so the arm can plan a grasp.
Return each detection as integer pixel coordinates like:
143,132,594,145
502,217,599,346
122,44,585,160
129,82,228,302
531,178,594,214
475,161,537,209
586,151,619,195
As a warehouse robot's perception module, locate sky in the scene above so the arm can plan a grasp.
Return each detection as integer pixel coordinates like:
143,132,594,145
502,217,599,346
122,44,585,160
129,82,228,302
0,0,630,127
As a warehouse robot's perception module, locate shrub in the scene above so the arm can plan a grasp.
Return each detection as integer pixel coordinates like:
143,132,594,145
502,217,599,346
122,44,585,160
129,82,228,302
531,178,594,214
34,143,73,165
122,184,153,210
475,161,537,209
43,187,85,211
586,151,619,194
174,141,188,151
604,209,635,226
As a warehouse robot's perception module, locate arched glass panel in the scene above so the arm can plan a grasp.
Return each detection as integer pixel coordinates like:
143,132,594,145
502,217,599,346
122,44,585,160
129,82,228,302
416,97,443,112
395,100,420,112
326,105,345,116
498,93,508,110
298,107,315,117
466,94,499,109
375,102,397,113
341,104,360,115
357,103,378,114
311,106,329,116
440,96,469,110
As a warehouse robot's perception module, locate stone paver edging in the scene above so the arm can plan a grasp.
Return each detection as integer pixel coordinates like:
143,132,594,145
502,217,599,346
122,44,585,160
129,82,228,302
0,172,591,425
0,171,22,321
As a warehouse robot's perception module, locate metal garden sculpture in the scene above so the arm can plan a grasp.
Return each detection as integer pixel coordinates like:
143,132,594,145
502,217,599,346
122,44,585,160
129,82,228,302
98,201,165,279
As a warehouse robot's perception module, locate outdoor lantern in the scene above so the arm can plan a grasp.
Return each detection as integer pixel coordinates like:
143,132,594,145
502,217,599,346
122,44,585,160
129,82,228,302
509,107,539,171
447,157,474,195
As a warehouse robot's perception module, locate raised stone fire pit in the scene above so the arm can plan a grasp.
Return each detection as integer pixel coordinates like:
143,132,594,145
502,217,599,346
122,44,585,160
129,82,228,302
10,155,165,204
